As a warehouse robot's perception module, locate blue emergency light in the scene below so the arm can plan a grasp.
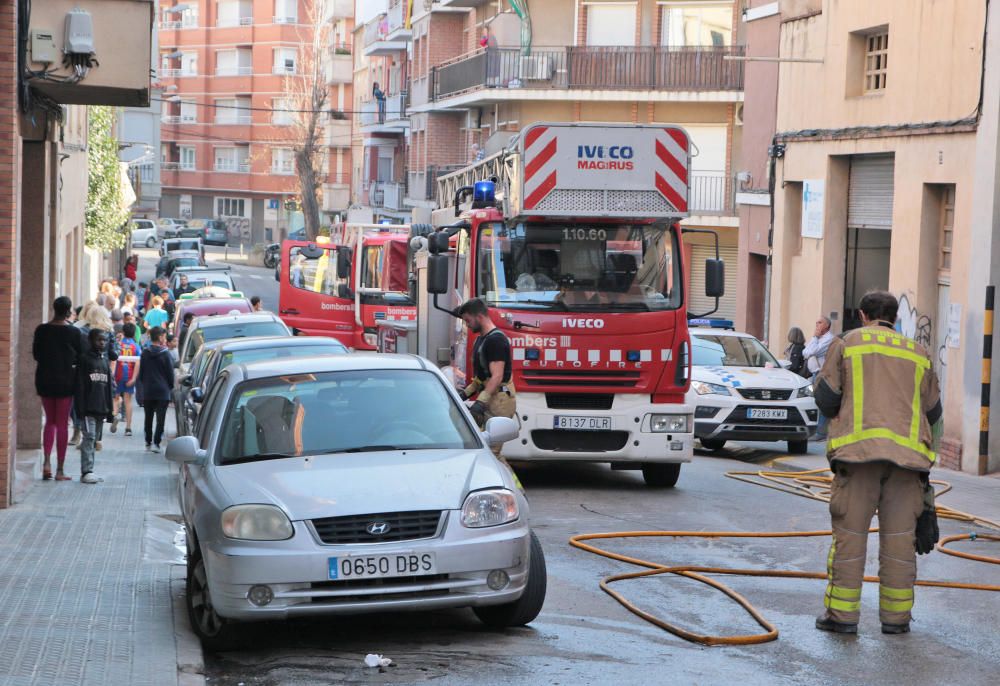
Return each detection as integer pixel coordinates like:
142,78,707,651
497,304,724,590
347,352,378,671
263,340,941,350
689,318,735,330
473,180,496,207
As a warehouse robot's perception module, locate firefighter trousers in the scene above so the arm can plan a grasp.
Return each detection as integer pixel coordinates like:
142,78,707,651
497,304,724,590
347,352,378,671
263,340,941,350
824,460,925,625
483,384,516,459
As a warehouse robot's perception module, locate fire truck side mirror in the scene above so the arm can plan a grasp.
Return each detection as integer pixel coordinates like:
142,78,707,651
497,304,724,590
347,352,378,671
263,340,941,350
427,232,450,255
336,248,352,279
427,255,449,294
705,259,725,299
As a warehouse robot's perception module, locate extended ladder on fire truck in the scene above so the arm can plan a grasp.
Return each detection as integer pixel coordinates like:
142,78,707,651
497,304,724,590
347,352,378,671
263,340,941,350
436,146,519,212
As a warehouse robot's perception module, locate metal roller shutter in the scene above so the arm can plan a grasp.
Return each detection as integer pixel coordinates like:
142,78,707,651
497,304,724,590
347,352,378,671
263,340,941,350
848,155,895,229
689,244,738,320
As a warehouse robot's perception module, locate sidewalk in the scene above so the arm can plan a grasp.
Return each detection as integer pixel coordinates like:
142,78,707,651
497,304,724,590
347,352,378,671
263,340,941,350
0,410,204,686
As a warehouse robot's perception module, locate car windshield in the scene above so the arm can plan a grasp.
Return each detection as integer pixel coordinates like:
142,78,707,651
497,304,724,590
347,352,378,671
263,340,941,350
169,240,200,251
170,258,201,270
692,334,780,368
477,222,681,312
217,369,480,463
185,321,288,362
186,277,232,289
217,344,347,373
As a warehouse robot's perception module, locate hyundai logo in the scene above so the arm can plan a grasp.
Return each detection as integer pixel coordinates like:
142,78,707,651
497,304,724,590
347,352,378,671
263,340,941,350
366,522,391,536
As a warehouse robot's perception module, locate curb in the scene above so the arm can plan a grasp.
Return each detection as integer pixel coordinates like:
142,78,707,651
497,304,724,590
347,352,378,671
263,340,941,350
171,565,207,686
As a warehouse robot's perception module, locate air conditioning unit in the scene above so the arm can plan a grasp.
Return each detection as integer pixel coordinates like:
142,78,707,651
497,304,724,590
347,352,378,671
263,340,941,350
519,55,552,81
734,103,744,126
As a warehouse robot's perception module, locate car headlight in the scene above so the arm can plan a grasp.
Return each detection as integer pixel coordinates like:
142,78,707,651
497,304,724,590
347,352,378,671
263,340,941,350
221,505,294,541
461,489,519,528
691,381,731,396
797,384,814,398
650,414,690,433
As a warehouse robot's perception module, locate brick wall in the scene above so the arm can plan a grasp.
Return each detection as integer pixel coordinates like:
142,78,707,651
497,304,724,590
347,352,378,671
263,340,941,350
428,13,466,67
938,438,962,472
0,0,20,507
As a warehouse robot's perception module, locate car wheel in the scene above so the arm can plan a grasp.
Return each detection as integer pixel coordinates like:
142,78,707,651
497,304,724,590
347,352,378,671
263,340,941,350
788,439,809,455
699,438,727,451
473,531,547,628
642,462,681,488
145,236,156,248
186,551,242,652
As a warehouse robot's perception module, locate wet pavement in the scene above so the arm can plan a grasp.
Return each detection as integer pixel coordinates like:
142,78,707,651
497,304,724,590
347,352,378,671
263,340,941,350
204,444,1000,686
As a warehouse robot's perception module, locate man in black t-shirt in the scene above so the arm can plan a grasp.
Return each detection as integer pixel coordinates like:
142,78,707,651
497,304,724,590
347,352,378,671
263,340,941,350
457,298,516,449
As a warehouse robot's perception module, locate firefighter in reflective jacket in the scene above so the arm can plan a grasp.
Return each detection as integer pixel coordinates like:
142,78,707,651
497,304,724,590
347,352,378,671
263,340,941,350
813,291,943,636
457,298,516,452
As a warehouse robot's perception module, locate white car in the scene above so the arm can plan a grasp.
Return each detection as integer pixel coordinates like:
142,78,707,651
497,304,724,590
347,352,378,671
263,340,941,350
158,217,188,239
686,326,818,454
130,219,158,248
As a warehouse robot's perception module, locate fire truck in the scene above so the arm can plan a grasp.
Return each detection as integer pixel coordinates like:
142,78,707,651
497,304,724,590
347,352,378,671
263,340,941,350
388,123,724,487
277,224,416,350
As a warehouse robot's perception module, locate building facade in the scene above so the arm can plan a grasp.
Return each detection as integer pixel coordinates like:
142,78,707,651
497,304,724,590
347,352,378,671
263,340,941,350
766,0,998,474
158,0,354,244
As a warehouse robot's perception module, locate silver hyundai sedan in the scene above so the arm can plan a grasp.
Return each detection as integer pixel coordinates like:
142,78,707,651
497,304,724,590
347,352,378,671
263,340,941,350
166,353,545,650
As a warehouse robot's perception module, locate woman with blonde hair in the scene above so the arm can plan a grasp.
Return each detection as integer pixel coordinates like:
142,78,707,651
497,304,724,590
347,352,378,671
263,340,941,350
143,295,169,331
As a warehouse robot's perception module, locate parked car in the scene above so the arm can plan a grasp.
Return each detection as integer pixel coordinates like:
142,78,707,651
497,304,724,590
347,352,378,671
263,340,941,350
182,218,229,246
171,268,235,294
130,219,158,248
158,218,188,239
158,250,205,279
171,293,253,337
161,237,205,259
166,353,543,650
686,325,819,454
175,336,347,436
177,311,291,377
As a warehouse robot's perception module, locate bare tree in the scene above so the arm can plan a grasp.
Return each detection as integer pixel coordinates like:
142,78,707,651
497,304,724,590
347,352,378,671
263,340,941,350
281,0,333,240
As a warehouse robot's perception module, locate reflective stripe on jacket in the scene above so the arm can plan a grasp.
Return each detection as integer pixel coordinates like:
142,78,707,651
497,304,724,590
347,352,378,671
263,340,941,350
816,325,941,472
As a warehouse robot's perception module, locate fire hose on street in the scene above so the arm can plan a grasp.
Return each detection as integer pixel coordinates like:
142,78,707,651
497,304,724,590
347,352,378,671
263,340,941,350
569,468,1000,646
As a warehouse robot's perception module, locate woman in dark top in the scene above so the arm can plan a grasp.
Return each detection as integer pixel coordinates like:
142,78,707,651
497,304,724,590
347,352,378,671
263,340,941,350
33,296,81,481
785,326,808,378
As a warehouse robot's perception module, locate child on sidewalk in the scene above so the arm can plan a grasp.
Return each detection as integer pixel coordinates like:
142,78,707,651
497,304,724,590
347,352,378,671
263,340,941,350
114,322,141,437
75,328,114,484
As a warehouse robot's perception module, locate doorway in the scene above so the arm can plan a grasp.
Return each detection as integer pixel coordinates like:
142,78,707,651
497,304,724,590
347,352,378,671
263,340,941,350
843,154,894,330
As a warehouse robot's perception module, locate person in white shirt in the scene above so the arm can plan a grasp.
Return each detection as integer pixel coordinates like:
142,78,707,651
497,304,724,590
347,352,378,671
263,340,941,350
804,315,834,440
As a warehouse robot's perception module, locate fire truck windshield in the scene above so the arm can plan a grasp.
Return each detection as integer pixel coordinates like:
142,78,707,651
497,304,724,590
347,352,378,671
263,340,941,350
476,222,681,312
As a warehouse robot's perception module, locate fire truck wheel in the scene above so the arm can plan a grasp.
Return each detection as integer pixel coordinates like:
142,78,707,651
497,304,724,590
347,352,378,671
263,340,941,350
642,463,680,488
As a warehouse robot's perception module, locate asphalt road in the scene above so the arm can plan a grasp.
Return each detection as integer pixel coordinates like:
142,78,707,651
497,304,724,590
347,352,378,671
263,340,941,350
202,442,1000,686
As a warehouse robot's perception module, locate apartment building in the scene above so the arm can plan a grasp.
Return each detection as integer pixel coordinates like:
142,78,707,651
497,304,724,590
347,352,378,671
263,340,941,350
764,0,998,474
158,0,354,243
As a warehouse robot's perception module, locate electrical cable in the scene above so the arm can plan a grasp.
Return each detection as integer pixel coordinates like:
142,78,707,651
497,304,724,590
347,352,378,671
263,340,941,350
569,467,1000,646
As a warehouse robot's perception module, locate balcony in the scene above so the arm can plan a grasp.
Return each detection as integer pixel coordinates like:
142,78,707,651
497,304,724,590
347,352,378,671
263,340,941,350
322,181,351,212
215,114,252,125
273,65,298,76
407,165,465,204
326,119,352,147
359,95,408,133
215,66,254,77
273,15,298,25
161,68,198,78
386,0,413,41
437,0,491,6
688,171,735,216
363,14,409,56
161,115,181,124
324,0,353,20
431,46,745,104
326,52,352,85
214,160,251,173
371,182,406,211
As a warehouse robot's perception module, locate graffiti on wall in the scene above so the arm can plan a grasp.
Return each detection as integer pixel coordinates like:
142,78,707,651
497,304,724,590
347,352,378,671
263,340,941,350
223,216,251,242
896,293,933,349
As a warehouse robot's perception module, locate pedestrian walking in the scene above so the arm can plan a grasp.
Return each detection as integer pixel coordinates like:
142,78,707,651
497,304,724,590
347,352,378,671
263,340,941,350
121,292,138,316
75,301,120,451
804,315,834,440
124,255,138,283
138,326,174,453
115,322,141,437
813,291,942,636
33,296,82,481
166,333,179,364
75,328,114,484
250,295,263,312
785,326,808,377
143,295,169,332
457,298,516,454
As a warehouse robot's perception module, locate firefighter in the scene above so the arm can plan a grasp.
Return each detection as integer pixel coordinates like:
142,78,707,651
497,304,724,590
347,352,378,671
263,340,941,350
813,290,943,636
456,298,516,450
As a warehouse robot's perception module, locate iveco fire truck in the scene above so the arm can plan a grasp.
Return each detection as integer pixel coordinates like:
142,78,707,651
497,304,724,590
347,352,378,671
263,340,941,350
277,224,415,350
395,123,724,487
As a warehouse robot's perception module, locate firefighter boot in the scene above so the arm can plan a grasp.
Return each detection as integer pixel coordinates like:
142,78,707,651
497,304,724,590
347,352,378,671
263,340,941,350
815,613,858,634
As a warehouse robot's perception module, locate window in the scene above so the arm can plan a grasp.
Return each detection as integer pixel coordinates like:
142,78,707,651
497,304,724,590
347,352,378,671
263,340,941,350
180,101,197,123
181,52,198,75
217,0,252,27
216,197,247,217
272,98,293,125
274,0,298,23
864,31,888,92
273,47,297,74
179,146,196,170
215,97,251,124
691,334,778,368
272,147,295,174
660,3,732,47
215,147,249,172
288,245,346,295
586,3,637,46
139,164,154,183
216,50,237,75
939,185,956,274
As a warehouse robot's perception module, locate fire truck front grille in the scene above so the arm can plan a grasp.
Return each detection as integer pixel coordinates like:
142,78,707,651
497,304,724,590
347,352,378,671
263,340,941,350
521,370,641,388
545,393,615,410
533,189,682,215
531,430,630,452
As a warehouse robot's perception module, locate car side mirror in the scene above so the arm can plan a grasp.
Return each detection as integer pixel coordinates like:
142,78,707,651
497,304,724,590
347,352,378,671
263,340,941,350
483,416,519,447
165,435,206,464
336,248,353,279
705,258,725,299
190,387,205,403
427,255,449,295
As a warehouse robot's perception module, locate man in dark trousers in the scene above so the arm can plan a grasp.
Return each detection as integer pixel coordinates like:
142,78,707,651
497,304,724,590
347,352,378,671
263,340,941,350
76,328,114,484
457,298,516,454
138,326,175,453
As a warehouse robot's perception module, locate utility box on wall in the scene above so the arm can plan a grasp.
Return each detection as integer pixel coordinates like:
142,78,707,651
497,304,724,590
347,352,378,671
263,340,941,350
27,0,153,107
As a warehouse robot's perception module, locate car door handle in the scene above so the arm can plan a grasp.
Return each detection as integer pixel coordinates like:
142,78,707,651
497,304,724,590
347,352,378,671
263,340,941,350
281,308,300,315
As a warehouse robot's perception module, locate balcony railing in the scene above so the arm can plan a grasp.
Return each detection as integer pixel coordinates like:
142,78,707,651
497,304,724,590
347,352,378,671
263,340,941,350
408,165,465,202
360,94,407,128
161,115,181,124
215,66,253,76
689,171,735,215
217,16,253,27
215,160,251,173
162,161,180,170
274,15,298,24
273,65,297,75
434,46,744,100
364,15,389,47
371,181,406,210
387,0,410,36
215,115,252,125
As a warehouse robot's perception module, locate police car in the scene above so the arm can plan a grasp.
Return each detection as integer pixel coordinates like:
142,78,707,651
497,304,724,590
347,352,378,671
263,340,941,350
686,320,818,454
